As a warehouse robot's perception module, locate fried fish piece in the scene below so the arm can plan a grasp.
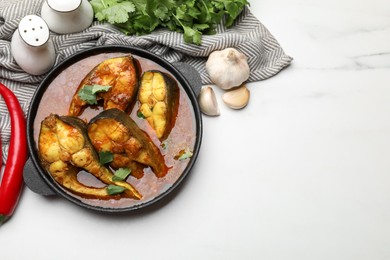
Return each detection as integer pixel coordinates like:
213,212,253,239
49,162,112,200
138,71,179,140
68,55,139,116
88,108,169,178
38,114,142,200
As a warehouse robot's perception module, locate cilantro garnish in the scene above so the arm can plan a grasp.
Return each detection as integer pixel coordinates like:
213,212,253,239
178,150,193,160
106,184,126,195
78,84,111,105
99,151,114,165
161,140,168,150
112,168,132,181
78,86,97,105
137,110,146,119
175,149,193,161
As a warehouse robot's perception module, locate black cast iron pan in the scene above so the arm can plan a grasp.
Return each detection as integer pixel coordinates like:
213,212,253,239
23,45,203,213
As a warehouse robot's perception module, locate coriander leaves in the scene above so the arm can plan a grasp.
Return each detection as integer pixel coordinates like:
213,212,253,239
112,168,132,181
78,84,111,105
89,0,249,45
106,184,126,195
90,0,135,24
99,151,114,165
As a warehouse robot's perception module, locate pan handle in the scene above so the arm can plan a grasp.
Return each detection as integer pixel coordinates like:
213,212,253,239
172,62,202,97
23,157,57,196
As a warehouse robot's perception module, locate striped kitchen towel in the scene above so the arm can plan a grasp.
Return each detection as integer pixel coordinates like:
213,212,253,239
0,0,292,160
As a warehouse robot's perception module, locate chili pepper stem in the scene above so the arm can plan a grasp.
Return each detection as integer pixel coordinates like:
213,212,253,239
0,215,8,225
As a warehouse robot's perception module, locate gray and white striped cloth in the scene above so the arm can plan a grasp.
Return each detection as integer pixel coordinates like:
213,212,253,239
0,0,292,160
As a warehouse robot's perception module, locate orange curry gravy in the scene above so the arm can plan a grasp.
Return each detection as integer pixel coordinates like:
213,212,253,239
33,52,197,209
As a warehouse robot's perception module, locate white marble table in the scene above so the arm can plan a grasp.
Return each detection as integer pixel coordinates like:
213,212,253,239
1,0,390,259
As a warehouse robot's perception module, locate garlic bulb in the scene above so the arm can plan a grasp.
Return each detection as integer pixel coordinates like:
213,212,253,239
198,85,220,116
222,85,250,109
206,48,250,90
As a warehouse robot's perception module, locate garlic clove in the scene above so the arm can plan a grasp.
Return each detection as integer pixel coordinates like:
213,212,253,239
198,85,220,116
205,48,250,90
222,85,250,109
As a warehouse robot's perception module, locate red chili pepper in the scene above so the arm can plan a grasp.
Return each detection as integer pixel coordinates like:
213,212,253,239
0,128,2,166
0,129,2,169
0,82,27,225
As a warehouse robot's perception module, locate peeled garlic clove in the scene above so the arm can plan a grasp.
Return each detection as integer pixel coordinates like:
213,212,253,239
206,48,250,90
222,85,250,109
198,85,220,116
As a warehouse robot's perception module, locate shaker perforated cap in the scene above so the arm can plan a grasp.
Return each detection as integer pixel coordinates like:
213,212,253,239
47,0,82,12
18,15,50,47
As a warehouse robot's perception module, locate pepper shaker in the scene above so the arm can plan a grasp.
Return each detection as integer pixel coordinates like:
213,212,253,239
11,15,56,76
41,0,94,34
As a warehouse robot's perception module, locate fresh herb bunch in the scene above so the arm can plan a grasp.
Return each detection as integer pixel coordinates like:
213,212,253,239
89,0,249,45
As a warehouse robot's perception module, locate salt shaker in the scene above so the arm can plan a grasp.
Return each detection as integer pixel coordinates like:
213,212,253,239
41,0,94,34
11,15,56,76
